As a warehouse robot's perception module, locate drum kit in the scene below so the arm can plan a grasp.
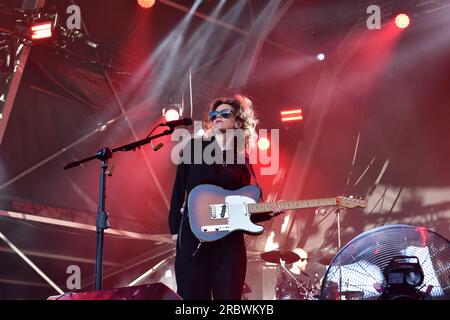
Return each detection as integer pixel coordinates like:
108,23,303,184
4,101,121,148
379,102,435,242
258,249,369,300
259,250,323,300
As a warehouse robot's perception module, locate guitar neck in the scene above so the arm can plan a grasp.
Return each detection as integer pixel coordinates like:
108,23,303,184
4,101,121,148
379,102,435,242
247,198,337,214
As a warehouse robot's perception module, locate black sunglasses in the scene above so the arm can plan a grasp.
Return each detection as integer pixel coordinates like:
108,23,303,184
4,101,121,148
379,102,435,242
209,109,234,121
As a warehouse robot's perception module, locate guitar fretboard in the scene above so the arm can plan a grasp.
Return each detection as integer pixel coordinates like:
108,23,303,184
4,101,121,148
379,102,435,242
247,198,337,214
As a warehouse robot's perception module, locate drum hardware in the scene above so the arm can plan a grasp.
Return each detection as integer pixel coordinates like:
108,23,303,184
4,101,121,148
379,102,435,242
278,259,314,300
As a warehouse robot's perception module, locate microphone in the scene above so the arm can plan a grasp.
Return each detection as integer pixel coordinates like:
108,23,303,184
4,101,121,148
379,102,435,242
162,117,193,128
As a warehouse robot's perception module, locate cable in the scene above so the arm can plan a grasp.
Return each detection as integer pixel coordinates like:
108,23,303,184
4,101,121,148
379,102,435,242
145,123,162,139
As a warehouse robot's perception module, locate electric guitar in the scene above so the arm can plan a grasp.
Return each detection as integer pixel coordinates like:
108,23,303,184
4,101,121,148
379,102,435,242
187,184,367,242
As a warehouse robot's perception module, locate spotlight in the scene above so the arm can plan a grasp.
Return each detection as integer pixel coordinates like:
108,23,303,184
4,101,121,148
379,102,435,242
316,53,325,61
281,109,303,122
395,13,411,29
257,137,270,151
29,12,58,41
162,104,182,122
31,22,53,40
138,0,156,9
380,256,428,300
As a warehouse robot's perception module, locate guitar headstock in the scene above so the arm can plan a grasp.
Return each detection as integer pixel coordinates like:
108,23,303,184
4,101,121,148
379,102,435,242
336,196,368,209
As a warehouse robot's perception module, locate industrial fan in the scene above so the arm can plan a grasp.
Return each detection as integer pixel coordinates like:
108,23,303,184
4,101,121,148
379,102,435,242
320,224,450,300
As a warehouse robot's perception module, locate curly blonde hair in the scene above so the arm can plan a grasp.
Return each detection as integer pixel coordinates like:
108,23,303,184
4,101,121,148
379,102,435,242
203,94,259,149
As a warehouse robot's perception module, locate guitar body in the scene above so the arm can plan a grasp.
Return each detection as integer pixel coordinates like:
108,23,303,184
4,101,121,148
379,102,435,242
188,184,263,242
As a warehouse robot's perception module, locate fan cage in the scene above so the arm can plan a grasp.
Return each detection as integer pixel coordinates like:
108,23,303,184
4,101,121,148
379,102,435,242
320,224,450,300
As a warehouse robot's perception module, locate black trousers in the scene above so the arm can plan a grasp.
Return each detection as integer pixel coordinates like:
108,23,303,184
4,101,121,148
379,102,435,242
175,214,247,300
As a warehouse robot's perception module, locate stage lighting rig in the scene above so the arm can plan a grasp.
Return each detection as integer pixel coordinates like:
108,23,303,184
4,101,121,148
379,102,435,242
0,6,110,69
17,10,56,42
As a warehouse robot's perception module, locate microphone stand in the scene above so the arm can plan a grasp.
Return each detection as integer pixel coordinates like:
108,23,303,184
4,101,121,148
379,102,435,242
64,127,175,291
334,207,345,300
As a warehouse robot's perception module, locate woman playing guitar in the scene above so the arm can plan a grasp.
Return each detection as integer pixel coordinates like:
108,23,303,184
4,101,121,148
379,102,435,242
168,95,277,300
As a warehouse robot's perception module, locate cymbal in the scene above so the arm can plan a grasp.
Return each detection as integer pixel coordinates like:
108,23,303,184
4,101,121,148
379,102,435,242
260,250,300,264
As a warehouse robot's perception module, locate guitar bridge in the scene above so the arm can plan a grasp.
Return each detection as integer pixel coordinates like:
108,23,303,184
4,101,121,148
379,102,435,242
209,204,229,219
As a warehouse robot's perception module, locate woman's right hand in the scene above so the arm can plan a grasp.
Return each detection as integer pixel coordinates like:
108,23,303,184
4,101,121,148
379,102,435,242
171,234,178,243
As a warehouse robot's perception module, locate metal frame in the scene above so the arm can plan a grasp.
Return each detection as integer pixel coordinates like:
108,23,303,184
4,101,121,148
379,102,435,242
0,0,46,146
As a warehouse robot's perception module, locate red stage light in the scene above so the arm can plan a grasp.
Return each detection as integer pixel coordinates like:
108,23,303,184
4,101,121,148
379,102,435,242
258,137,270,151
138,0,156,9
281,109,303,122
395,14,410,29
31,22,53,40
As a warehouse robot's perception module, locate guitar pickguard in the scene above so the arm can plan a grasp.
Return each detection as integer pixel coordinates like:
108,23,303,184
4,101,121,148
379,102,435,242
225,195,264,234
